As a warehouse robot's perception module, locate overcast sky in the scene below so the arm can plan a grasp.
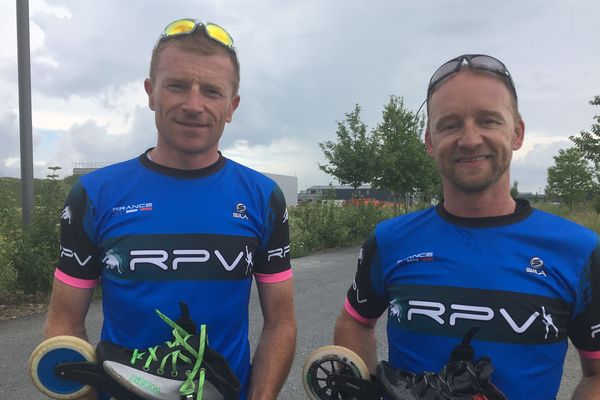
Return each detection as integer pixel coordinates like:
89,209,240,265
1,0,599,193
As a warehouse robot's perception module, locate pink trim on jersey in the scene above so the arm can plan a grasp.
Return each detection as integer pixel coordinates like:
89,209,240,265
54,269,98,289
578,349,600,359
344,298,377,327
254,269,292,283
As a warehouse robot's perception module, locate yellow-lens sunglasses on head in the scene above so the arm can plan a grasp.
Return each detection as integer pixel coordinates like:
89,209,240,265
156,18,235,52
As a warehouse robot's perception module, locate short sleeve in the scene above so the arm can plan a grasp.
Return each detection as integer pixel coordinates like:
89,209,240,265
55,180,103,288
344,233,388,326
568,241,600,359
253,185,291,283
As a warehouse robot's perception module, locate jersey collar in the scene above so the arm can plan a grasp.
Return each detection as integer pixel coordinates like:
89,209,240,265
436,198,533,228
139,148,226,179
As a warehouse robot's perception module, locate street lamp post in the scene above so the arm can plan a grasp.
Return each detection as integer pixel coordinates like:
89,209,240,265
16,0,34,226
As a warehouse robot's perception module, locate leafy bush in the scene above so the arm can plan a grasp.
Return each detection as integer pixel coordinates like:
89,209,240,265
593,196,600,215
1,177,66,294
0,180,21,292
0,235,17,292
289,201,393,257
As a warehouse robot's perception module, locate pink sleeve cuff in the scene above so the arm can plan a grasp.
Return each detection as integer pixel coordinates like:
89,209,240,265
54,269,98,289
254,269,293,283
578,349,600,359
344,298,378,327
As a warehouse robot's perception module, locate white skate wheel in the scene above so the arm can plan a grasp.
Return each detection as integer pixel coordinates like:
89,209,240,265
29,335,96,399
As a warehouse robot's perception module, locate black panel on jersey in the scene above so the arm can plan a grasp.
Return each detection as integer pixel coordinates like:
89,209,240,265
256,185,290,275
59,181,103,279
568,242,600,352
387,284,570,344
347,233,388,320
100,234,260,281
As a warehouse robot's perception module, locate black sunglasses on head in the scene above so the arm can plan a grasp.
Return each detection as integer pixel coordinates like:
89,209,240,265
427,54,517,101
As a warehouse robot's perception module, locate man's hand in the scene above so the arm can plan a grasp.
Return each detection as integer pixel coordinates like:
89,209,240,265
39,279,97,398
333,308,378,373
74,391,99,400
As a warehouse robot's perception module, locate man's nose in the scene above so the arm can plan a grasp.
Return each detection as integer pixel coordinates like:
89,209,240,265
182,88,204,113
458,121,483,148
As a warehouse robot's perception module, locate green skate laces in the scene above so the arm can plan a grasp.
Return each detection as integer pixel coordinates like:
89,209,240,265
129,309,207,399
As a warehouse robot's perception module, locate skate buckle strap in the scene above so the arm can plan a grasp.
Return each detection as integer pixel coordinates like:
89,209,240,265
450,326,481,362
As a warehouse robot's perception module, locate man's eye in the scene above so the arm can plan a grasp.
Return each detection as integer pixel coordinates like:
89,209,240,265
481,117,501,126
439,123,458,133
204,88,223,97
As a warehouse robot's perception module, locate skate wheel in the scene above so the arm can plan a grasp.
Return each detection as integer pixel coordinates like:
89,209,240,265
302,345,370,400
29,335,96,399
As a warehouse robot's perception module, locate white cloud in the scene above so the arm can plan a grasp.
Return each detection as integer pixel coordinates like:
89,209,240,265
222,138,330,190
32,81,147,133
1,0,599,197
512,133,572,194
513,131,571,163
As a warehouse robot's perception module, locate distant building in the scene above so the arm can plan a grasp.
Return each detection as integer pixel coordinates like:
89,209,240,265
73,162,115,176
262,172,298,206
73,163,298,207
518,192,547,203
298,184,393,204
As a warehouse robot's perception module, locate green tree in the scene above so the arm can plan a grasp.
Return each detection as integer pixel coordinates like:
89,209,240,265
47,165,62,180
372,96,440,214
545,147,595,210
63,174,79,186
570,96,600,181
510,180,519,198
319,104,376,195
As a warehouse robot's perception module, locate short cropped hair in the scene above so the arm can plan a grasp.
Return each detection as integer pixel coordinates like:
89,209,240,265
427,67,521,125
149,29,240,95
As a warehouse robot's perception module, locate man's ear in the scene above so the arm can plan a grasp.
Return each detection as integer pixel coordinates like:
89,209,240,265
512,119,525,150
425,128,434,156
144,78,155,111
226,94,241,123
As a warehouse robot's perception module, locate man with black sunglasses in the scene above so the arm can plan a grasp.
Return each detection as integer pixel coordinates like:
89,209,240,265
333,54,600,399
42,19,296,400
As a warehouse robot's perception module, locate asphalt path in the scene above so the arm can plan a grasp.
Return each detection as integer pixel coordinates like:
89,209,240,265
0,246,579,399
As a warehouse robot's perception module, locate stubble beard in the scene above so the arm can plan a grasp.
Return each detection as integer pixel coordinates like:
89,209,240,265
438,150,511,193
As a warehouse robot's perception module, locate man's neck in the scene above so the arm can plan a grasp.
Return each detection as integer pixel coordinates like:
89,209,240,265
149,146,220,170
442,186,517,218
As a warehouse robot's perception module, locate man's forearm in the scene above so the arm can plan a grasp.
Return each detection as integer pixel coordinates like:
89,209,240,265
44,311,89,340
572,376,600,399
248,322,297,400
44,279,94,340
41,279,97,398
334,310,378,373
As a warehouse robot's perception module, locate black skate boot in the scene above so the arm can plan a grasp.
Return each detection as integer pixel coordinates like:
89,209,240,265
377,328,507,400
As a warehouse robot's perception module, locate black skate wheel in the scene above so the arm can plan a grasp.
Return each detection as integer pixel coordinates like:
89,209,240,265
302,345,370,400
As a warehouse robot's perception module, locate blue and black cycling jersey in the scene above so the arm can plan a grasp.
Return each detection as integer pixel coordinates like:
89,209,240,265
56,149,292,399
346,200,600,400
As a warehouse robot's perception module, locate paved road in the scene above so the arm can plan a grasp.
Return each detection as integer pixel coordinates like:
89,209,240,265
0,246,579,399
